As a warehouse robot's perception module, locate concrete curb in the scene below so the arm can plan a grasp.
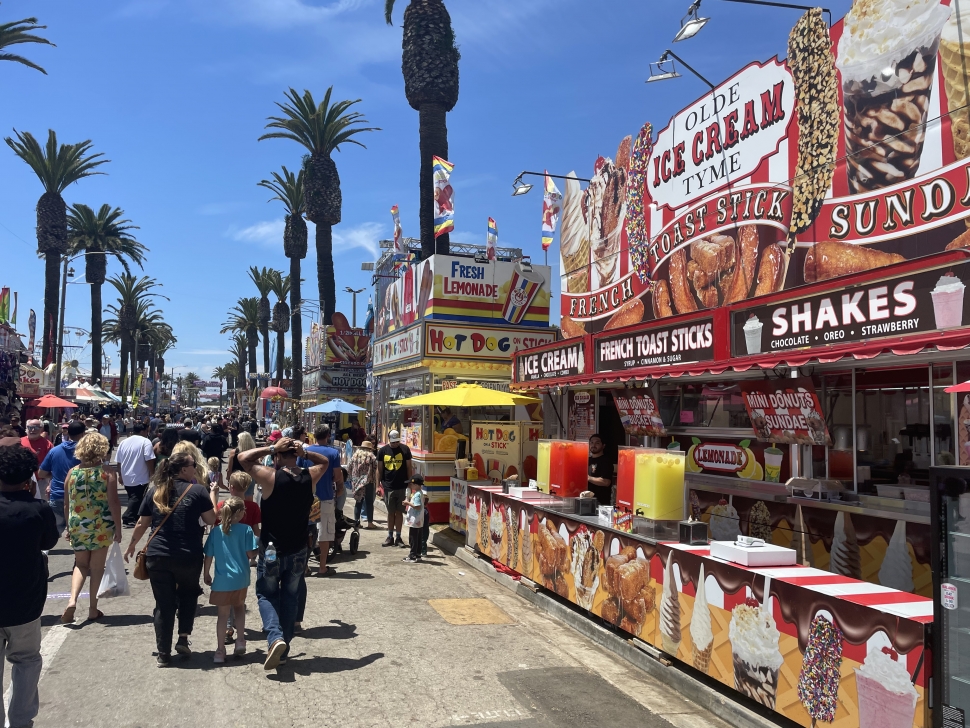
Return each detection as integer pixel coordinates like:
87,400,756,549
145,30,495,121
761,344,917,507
433,529,793,728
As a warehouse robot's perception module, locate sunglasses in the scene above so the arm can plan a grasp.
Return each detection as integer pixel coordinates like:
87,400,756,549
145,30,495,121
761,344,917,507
182,461,196,468
26,426,41,431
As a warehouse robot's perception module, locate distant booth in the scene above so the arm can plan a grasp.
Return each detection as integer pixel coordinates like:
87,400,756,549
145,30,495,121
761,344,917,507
370,242,556,524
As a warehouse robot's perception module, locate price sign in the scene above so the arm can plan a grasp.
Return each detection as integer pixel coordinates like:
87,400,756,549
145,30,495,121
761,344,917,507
942,582,958,611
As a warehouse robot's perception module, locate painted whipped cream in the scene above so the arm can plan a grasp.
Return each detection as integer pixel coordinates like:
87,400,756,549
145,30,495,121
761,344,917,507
857,646,919,698
559,174,586,261
729,602,785,671
690,564,714,653
838,0,951,74
879,520,915,593
934,272,967,295
942,0,970,44
830,511,862,579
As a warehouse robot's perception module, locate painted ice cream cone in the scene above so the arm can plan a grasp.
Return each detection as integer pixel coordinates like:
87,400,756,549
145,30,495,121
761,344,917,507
690,564,714,674
942,1,970,160
729,599,784,709
797,614,845,723
879,520,915,593
560,173,590,294
830,511,862,579
659,552,683,657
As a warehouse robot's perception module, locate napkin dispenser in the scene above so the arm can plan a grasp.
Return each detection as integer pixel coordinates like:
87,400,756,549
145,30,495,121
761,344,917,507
679,518,709,545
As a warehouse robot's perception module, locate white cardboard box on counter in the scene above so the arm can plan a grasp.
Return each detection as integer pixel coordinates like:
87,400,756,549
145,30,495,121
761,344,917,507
709,541,797,567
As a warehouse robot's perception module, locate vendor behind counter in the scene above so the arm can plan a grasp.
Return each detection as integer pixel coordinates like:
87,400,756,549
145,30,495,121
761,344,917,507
587,433,615,505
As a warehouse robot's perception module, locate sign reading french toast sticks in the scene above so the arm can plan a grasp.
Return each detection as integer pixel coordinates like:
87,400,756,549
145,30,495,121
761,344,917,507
560,0,970,348
595,317,715,372
731,260,970,356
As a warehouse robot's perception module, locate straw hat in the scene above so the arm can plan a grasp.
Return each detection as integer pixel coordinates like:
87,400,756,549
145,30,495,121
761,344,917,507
360,440,375,450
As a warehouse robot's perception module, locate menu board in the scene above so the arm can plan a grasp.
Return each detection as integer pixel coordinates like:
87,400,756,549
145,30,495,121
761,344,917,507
739,377,832,446
595,318,715,372
612,389,666,436
568,389,596,441
516,340,585,383
732,261,970,357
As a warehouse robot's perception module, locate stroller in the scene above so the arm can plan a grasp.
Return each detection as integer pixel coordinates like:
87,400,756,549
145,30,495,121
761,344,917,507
307,498,360,565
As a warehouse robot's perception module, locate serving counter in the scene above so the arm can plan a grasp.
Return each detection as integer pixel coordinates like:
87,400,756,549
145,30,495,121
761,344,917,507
465,484,933,728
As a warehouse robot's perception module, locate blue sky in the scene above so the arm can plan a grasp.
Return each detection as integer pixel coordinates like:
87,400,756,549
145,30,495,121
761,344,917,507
1,0,853,381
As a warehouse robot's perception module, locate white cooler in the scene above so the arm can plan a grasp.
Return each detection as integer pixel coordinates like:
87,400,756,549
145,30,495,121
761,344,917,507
709,541,796,567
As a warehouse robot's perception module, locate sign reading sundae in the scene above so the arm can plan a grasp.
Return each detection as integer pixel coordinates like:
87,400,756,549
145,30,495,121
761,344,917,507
560,0,970,351
739,377,832,446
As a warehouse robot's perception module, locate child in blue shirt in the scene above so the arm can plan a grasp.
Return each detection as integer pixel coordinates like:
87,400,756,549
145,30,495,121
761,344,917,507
403,475,425,563
203,497,258,663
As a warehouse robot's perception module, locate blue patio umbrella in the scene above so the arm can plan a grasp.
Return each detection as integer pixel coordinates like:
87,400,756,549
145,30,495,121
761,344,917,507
304,398,364,414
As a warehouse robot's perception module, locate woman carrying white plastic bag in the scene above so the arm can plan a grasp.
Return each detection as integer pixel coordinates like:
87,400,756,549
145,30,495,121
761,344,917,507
97,543,130,598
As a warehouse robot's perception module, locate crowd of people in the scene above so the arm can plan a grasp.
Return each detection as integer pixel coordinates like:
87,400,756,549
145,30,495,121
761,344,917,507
0,410,431,728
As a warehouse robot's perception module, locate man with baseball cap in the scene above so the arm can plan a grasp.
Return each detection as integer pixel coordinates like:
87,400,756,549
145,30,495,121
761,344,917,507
376,430,412,548
37,420,85,536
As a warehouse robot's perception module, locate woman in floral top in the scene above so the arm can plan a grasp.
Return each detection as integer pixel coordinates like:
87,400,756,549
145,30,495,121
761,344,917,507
351,439,378,528
61,432,121,623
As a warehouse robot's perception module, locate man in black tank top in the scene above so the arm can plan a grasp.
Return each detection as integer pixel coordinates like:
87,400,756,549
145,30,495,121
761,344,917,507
239,437,330,670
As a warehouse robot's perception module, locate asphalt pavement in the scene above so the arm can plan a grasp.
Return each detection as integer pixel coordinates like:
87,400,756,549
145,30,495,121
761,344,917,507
3,483,733,728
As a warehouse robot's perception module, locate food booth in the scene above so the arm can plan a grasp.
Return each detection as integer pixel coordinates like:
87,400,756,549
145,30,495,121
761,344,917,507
371,252,556,523
453,4,970,727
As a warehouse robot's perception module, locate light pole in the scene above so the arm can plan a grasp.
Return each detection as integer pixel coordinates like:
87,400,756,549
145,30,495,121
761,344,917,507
54,251,109,396
344,287,365,328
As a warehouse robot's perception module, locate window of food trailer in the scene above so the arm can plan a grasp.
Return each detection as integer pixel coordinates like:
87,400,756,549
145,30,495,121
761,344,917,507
431,377,515,450
658,382,752,430
382,373,430,449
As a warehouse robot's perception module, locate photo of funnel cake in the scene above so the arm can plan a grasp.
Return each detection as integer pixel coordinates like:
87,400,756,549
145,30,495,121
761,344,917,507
837,0,951,193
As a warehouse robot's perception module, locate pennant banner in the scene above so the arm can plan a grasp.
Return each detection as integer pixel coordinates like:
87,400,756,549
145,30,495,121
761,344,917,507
486,217,498,261
11,292,17,326
0,288,8,323
433,156,455,238
131,372,143,408
541,172,562,251
27,309,35,361
390,204,403,255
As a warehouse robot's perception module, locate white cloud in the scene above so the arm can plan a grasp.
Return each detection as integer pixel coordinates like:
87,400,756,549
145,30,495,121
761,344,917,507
201,0,369,29
333,221,383,258
229,219,285,247
182,349,232,356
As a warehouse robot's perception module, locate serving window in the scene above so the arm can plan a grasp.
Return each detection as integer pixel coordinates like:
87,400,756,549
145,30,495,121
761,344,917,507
658,382,752,430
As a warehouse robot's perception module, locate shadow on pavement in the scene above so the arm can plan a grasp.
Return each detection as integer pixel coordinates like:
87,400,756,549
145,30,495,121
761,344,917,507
48,570,73,581
326,569,374,579
266,651,384,681
301,620,357,641
92,613,155,627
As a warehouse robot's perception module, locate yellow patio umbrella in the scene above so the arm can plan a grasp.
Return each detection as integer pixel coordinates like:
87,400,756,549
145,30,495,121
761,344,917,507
390,383,539,407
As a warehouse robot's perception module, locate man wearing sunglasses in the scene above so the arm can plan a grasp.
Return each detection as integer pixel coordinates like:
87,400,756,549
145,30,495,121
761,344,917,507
19,421,51,500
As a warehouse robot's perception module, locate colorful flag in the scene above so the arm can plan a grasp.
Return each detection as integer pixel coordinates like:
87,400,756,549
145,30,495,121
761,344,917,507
391,204,403,255
132,372,143,408
27,309,35,361
0,288,8,323
541,172,563,251
432,156,455,238
11,292,17,326
486,217,498,261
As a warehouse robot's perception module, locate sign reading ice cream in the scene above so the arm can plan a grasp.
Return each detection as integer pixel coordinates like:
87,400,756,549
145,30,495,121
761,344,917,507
732,260,970,356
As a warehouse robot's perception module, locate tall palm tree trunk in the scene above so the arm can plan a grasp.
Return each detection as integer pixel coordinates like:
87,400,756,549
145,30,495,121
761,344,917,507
90,283,102,383
261,323,270,375
316,224,336,325
276,330,285,385
43,254,60,366
290,256,303,400
119,344,128,406
419,102,450,257
130,334,137,404
247,334,258,379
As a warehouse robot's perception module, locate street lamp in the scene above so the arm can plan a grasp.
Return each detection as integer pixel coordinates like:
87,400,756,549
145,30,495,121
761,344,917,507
54,251,109,396
646,49,715,89
671,0,831,43
344,287,365,328
510,171,591,197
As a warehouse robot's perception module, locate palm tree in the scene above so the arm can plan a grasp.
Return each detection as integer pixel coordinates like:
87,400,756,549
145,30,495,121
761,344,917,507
222,297,260,382
257,166,306,398
5,130,108,366
248,266,274,377
66,203,146,385
385,0,459,256
103,273,165,406
183,371,200,408
0,13,55,74
282,356,293,379
229,333,249,400
213,365,230,407
259,88,378,327
223,362,238,393
268,269,291,385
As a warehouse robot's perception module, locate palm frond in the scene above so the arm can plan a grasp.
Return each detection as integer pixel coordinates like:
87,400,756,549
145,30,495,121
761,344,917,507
384,0,396,24
67,203,146,273
258,87,380,155
4,130,107,193
257,165,305,215
0,15,55,74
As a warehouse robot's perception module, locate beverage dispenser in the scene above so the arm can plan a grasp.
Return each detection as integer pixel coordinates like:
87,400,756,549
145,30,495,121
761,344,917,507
536,440,551,494
617,446,686,521
547,439,589,498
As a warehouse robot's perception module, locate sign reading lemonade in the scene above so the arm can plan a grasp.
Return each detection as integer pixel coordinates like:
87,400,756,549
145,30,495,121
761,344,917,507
668,436,789,483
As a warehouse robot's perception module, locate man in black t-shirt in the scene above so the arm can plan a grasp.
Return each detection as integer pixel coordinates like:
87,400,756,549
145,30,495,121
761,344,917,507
239,437,330,670
376,430,412,548
587,433,615,505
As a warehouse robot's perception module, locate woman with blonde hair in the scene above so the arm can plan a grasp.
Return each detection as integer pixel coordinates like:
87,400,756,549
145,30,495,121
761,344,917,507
172,440,207,484
124,451,216,667
60,433,122,624
226,431,257,500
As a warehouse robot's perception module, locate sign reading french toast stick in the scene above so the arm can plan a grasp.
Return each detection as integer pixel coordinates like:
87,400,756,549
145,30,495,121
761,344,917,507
595,317,715,372
731,260,970,356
